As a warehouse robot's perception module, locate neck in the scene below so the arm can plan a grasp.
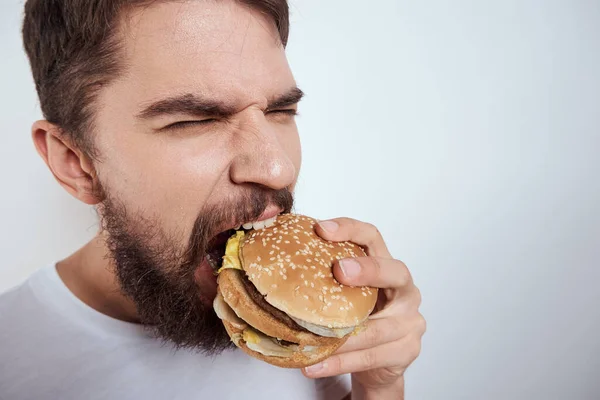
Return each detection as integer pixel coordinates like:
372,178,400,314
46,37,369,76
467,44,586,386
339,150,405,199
56,234,140,323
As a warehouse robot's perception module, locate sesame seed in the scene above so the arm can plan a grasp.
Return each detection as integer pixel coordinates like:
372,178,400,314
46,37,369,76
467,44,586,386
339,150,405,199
303,295,309,300
362,292,367,296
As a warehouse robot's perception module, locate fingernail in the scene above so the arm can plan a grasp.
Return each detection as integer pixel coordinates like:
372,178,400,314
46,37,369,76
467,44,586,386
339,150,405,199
305,362,325,374
318,220,339,233
340,259,361,279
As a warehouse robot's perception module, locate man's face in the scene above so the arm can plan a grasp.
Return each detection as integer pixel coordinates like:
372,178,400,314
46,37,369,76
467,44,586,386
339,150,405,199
90,1,301,352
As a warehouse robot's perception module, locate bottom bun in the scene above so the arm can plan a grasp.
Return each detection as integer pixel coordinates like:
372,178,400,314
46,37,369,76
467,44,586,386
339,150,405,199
222,319,347,369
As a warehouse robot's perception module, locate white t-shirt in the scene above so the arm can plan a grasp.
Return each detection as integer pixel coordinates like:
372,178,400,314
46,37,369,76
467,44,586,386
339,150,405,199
0,264,350,400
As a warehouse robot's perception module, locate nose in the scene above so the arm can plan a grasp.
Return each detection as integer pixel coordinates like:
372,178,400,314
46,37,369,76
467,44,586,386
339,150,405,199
229,116,297,190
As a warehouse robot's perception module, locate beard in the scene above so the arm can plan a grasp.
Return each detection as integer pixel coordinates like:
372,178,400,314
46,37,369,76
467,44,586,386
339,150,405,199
97,184,294,355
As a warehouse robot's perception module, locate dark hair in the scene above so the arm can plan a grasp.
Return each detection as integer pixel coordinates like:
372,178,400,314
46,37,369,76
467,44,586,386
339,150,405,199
22,0,290,158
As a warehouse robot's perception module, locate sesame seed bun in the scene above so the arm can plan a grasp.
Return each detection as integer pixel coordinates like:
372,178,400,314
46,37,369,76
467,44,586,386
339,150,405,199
241,214,378,329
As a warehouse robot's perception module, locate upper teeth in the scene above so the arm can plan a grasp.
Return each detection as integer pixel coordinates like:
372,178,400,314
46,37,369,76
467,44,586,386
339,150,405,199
241,216,277,231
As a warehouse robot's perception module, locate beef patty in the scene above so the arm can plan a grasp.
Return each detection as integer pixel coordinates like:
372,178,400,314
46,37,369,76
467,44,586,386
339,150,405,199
240,272,309,335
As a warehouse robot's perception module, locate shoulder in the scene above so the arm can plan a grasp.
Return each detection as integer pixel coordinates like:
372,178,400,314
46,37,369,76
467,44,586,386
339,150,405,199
0,265,65,348
0,278,36,323
0,266,53,318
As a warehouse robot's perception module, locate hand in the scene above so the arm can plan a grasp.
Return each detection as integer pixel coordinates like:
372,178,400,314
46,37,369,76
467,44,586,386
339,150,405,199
302,218,426,400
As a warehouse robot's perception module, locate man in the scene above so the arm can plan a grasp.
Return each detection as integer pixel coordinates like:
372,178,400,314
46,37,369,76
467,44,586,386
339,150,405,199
0,0,425,399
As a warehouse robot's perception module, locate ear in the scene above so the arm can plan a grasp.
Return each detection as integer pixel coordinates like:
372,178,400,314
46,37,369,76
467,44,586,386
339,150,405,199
32,120,102,205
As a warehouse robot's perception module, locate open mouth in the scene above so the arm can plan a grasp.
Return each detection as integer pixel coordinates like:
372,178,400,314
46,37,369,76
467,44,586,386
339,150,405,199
205,229,236,271
205,215,279,272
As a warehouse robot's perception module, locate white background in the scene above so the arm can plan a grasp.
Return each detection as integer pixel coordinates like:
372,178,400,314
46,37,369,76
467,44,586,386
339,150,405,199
1,0,599,399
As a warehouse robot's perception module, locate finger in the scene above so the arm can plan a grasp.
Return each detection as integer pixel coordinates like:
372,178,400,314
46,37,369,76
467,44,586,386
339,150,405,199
333,256,413,289
337,311,426,354
316,217,392,258
334,316,406,353
303,335,421,378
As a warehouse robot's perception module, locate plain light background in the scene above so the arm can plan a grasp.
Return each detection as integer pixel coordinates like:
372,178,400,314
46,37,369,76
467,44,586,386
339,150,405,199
1,0,599,399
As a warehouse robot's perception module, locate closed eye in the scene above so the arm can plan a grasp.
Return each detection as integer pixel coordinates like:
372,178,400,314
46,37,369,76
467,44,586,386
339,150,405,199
267,109,298,116
163,119,217,130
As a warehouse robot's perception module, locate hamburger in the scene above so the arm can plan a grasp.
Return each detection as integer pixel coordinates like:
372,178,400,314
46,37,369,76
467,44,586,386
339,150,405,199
212,214,378,368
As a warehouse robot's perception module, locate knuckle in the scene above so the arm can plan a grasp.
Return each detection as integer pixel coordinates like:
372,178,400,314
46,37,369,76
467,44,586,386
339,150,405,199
417,313,427,335
365,222,380,235
361,349,378,370
365,222,383,243
339,217,358,229
410,338,423,361
412,287,423,307
398,261,412,286
325,355,342,374
397,338,421,367
368,257,384,278
365,323,383,346
395,263,412,286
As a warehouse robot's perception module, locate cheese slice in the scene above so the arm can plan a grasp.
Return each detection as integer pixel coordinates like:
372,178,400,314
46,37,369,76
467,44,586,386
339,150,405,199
217,231,245,273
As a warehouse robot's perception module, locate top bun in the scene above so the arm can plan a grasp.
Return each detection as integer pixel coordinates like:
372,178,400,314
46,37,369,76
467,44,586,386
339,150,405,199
240,214,378,329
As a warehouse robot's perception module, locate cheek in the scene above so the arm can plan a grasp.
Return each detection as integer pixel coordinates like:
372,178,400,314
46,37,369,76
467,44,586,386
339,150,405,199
96,134,231,230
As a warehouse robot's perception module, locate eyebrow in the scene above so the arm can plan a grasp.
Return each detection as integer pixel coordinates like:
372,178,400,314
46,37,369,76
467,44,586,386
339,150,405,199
136,87,304,120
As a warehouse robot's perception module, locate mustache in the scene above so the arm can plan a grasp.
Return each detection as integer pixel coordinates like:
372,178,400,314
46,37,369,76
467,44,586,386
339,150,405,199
183,186,294,269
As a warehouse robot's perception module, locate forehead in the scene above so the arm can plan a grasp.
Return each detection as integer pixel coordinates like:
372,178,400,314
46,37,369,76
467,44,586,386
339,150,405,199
112,1,293,107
